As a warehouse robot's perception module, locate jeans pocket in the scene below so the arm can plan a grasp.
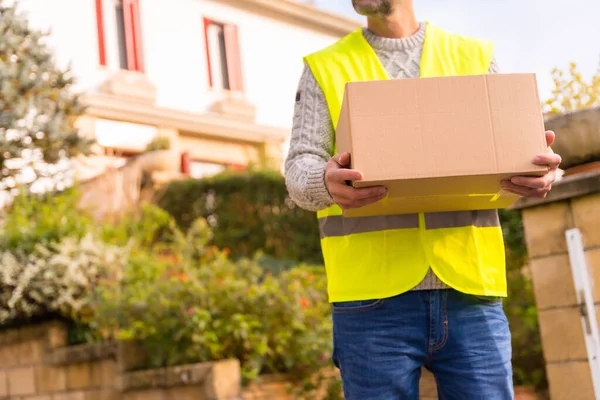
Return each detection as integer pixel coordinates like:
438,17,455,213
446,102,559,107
331,298,385,314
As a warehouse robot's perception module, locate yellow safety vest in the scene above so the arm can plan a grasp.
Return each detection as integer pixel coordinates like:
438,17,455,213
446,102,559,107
304,22,506,302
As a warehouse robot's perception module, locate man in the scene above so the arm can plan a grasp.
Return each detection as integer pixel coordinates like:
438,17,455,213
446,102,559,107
285,0,561,399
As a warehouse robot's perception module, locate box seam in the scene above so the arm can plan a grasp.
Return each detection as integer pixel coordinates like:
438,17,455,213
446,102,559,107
484,75,500,172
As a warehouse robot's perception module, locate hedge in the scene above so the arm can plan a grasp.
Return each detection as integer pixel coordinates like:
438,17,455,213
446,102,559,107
155,170,323,265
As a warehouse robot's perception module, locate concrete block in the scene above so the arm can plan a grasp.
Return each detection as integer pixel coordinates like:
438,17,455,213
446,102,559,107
204,359,241,400
122,389,164,400
84,389,119,400
0,370,7,397
166,386,207,400
585,248,600,303
522,201,571,259
46,322,67,350
538,307,588,362
572,193,600,249
530,254,578,309
419,369,437,398
547,361,594,400
35,365,67,393
53,392,86,400
0,343,22,368
25,395,51,400
8,366,37,396
19,340,45,366
66,363,92,390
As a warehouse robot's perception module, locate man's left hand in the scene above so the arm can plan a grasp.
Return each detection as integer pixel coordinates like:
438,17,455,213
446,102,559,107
501,131,562,199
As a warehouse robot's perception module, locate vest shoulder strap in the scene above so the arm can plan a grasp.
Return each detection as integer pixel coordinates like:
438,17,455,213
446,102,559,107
304,28,389,128
421,23,494,77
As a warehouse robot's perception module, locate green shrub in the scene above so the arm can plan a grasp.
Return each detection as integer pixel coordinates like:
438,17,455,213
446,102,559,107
0,234,129,327
0,188,94,254
155,170,323,264
90,218,333,383
500,209,547,390
0,190,177,330
144,136,171,152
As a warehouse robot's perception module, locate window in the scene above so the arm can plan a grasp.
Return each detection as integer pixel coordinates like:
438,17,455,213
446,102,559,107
203,18,243,91
96,0,144,72
189,161,226,179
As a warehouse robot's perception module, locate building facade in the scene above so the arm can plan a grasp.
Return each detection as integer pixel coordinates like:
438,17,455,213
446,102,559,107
16,0,360,179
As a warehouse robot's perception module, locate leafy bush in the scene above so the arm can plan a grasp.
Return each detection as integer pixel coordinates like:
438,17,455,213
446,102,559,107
144,136,171,152
0,188,94,253
90,218,333,383
155,170,323,264
499,209,547,390
0,233,128,327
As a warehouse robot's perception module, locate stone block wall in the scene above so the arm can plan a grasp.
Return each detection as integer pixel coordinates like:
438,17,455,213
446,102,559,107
0,321,442,400
516,171,600,400
0,322,240,400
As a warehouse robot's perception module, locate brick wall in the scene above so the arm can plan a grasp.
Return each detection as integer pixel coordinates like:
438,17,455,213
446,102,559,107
0,322,240,400
518,176,600,400
0,321,443,400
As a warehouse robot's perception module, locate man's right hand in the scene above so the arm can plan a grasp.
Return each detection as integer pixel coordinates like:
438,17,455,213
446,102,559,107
325,152,387,210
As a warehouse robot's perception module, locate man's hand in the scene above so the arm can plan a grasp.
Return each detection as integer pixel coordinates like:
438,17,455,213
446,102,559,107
325,152,387,209
501,131,562,199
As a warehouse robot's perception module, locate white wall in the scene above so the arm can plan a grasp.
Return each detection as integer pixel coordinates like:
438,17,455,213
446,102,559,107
15,0,108,92
15,0,343,131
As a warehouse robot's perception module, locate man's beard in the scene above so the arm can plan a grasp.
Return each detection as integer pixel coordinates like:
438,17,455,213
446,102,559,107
352,0,394,17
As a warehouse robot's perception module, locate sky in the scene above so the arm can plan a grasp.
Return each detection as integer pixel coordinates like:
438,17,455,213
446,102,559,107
312,0,600,100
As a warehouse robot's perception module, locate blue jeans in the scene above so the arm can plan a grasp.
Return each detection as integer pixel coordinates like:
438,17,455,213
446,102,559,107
332,290,513,400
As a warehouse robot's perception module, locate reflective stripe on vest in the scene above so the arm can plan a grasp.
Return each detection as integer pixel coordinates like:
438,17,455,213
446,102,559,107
304,22,507,302
319,210,500,238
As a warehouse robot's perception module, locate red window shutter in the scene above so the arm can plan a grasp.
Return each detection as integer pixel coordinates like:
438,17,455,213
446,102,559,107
203,18,214,88
130,0,144,72
95,0,107,66
122,0,143,72
223,24,243,91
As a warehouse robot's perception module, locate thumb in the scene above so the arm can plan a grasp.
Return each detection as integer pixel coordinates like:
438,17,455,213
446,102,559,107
337,152,351,167
545,130,555,147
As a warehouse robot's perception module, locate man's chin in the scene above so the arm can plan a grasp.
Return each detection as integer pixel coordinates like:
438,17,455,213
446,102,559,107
353,0,393,16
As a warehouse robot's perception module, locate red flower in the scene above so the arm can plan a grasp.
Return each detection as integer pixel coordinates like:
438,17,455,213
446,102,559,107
188,308,195,316
300,298,309,308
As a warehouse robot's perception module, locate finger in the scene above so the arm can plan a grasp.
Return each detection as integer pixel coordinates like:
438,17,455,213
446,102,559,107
533,153,561,168
348,192,388,208
500,182,531,196
329,168,363,183
332,183,386,201
331,152,351,168
545,130,555,147
511,167,556,188
503,187,548,199
510,174,554,189
501,181,549,198
340,191,387,209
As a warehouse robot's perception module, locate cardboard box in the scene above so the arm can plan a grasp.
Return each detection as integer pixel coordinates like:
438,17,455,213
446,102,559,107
337,73,548,218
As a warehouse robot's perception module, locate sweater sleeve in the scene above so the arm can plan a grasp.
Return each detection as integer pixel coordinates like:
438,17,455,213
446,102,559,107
284,55,500,212
488,55,500,74
284,64,335,212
